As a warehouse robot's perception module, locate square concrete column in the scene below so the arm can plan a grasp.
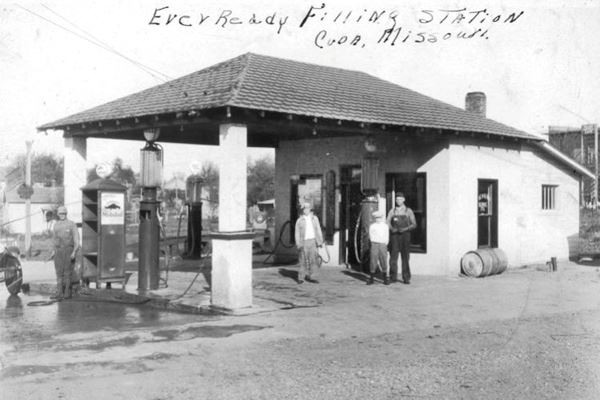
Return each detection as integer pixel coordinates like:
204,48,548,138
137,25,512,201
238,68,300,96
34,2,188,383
64,136,87,224
211,124,253,310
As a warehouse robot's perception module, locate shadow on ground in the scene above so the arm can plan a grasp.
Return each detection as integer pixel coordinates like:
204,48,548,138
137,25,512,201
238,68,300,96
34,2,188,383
341,269,369,282
278,268,299,282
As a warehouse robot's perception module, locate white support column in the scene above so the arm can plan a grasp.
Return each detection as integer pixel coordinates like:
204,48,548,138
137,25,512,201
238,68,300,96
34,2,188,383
64,136,87,223
211,123,253,310
218,124,247,231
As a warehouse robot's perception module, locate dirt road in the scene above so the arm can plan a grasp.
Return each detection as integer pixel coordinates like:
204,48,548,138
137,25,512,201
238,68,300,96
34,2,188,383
1,263,600,399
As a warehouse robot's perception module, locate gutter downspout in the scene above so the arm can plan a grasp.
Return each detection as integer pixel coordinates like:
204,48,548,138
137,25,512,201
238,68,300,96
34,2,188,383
535,141,595,179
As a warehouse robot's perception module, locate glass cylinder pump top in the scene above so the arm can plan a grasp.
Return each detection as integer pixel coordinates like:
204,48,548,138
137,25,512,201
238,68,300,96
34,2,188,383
140,142,163,187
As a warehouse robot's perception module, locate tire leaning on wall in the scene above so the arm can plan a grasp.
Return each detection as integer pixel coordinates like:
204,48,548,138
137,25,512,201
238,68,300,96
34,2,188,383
461,248,508,278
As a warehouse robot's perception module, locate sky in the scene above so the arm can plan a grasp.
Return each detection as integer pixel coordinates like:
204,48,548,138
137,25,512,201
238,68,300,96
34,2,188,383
1,0,599,181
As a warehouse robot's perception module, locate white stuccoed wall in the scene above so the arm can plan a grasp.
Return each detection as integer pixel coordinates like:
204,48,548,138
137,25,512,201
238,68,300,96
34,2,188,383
447,139,580,274
275,135,581,276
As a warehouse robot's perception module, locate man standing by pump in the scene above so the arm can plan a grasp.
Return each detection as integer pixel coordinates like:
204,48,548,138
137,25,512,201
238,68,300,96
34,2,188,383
295,202,323,284
49,206,80,299
387,192,417,284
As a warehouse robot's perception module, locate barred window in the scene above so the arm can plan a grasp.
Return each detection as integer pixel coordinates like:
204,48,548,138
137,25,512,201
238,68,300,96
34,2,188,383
541,185,557,210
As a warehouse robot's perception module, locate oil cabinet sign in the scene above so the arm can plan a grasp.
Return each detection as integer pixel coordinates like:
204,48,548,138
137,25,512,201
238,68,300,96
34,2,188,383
101,192,125,225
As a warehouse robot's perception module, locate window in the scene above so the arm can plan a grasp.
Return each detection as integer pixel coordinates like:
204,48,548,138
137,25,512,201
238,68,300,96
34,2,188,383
385,173,427,252
542,185,557,210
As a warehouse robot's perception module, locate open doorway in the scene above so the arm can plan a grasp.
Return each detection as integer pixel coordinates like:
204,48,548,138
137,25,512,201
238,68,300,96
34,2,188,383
477,179,498,248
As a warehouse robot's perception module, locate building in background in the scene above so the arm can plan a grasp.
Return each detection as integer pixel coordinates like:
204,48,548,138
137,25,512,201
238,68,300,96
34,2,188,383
1,185,62,234
547,124,598,207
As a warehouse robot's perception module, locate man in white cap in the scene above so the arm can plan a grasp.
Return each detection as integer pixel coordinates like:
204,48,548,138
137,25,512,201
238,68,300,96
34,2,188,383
294,202,323,284
368,210,390,285
49,206,80,299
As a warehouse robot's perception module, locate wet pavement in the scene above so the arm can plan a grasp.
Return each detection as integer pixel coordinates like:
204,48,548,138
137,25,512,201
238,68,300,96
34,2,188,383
0,290,217,337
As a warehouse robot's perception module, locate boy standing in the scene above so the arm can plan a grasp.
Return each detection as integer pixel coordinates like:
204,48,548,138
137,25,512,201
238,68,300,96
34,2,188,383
368,210,390,285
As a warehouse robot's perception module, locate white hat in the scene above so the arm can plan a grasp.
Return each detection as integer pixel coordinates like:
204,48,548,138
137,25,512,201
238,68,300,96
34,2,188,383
372,210,384,218
301,202,312,210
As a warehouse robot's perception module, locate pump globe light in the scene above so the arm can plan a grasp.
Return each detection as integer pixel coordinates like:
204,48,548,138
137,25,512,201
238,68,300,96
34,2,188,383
95,162,113,179
143,128,160,142
364,136,377,152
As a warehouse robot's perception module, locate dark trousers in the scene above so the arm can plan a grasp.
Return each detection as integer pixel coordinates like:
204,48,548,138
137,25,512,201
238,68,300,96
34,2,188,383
389,233,411,282
54,246,74,297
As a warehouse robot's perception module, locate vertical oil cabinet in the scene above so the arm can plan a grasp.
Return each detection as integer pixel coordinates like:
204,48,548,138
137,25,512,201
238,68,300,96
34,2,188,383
81,179,128,288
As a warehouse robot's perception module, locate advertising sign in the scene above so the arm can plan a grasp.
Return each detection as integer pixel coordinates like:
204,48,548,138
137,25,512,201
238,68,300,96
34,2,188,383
101,192,125,225
582,124,597,135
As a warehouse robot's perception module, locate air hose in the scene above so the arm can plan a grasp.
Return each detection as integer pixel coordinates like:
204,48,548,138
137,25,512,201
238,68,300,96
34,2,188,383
353,209,364,264
262,220,293,264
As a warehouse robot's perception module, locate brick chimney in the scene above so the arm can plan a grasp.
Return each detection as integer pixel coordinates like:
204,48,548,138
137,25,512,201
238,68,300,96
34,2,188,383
465,92,486,117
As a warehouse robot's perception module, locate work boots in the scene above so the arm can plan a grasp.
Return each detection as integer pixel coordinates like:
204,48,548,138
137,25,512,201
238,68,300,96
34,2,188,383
366,274,375,285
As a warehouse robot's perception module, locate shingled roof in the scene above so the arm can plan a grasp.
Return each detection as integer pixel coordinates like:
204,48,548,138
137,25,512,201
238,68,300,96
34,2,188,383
39,53,537,140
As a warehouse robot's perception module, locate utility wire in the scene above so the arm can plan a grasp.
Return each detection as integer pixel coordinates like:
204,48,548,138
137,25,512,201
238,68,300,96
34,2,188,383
40,3,172,82
16,4,172,83
557,105,593,124
0,199,82,227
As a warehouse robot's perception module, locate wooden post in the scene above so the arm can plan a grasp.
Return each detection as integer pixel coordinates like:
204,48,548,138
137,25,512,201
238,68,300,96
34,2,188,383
25,140,32,258
595,125,598,209
581,128,585,207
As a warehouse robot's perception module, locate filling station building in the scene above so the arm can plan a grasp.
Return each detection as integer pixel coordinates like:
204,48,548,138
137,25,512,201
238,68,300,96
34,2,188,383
39,53,592,293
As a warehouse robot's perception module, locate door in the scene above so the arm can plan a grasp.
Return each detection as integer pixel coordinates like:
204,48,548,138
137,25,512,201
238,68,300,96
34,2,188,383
477,179,498,248
339,166,362,268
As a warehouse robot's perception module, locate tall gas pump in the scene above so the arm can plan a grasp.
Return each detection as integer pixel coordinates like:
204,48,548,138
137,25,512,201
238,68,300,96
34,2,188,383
138,128,163,291
186,175,203,259
354,138,380,272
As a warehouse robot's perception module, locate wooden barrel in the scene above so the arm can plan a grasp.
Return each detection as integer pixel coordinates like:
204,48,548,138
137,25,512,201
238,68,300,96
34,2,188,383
461,248,508,278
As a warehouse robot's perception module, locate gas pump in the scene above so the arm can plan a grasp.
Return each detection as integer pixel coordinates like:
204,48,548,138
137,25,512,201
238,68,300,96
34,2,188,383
138,128,162,291
186,176,203,259
353,142,381,272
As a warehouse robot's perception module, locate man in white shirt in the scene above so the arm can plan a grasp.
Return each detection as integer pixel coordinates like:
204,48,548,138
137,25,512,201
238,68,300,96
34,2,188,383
294,202,324,284
368,210,390,285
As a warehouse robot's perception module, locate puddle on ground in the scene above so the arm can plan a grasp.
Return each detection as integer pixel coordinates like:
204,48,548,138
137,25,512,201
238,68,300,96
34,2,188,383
1,364,60,379
152,324,270,340
55,335,140,352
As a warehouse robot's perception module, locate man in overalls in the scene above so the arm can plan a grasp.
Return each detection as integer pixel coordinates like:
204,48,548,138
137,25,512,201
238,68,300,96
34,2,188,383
386,193,417,284
50,206,80,299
